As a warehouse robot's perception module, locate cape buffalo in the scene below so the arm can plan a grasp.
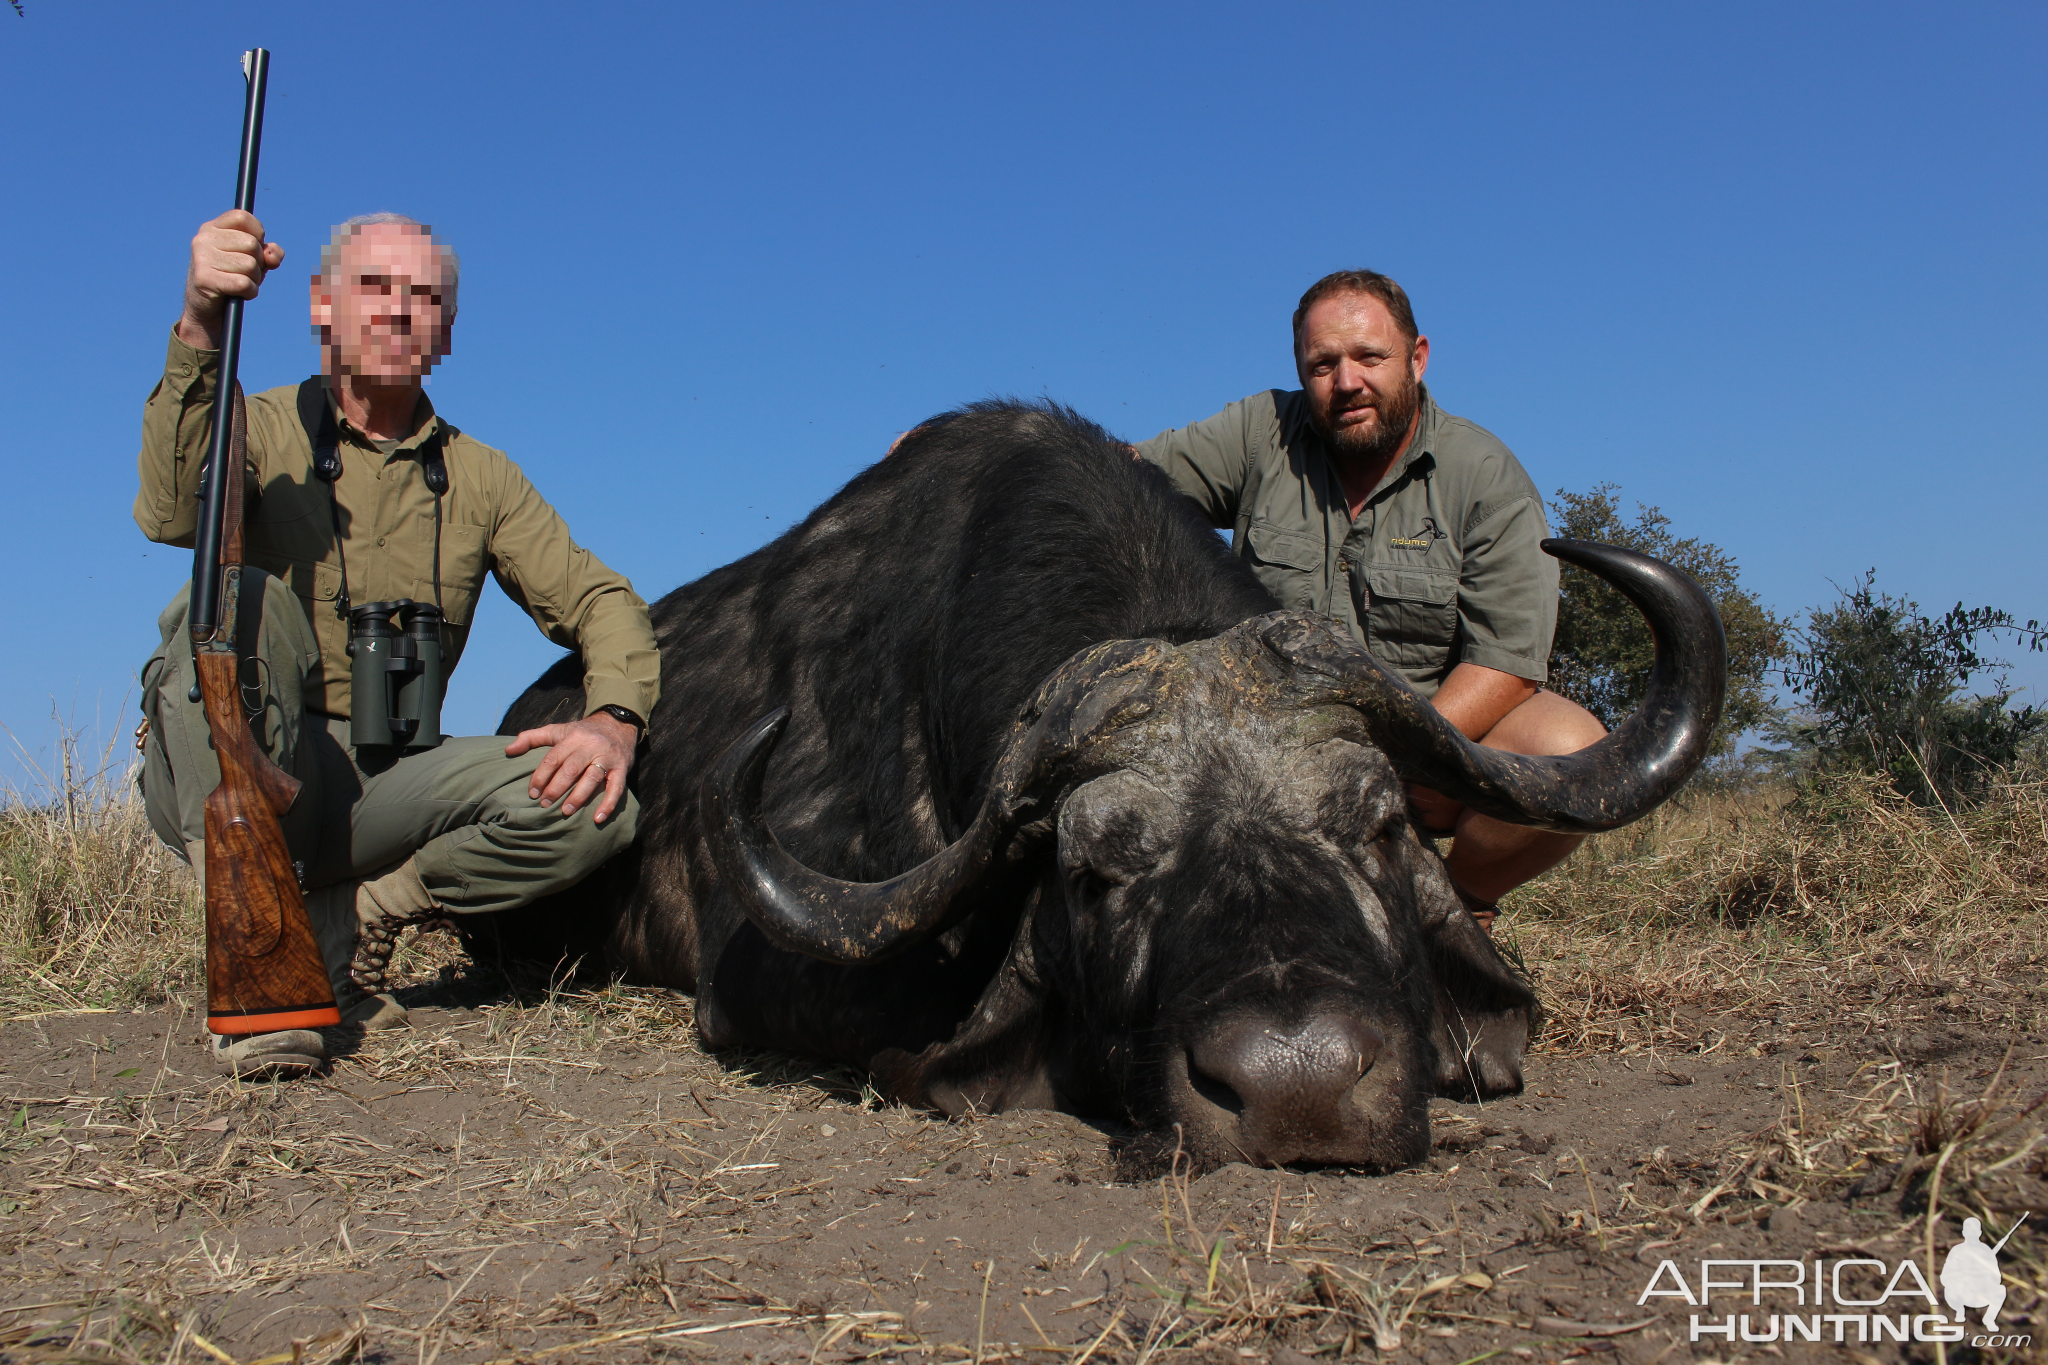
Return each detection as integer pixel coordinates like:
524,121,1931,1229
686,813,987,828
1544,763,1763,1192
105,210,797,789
484,401,1724,1173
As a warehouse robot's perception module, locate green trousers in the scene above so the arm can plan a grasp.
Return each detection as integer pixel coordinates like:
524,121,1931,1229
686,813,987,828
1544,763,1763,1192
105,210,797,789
139,570,637,910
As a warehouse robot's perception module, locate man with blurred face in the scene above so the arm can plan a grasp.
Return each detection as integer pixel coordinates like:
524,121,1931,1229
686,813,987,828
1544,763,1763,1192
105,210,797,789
315,219,459,387
1133,270,1605,930
134,210,661,1078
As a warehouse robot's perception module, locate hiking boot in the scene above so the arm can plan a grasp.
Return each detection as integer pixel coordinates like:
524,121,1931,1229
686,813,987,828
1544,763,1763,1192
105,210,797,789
304,861,446,1031
213,1028,325,1079
342,991,411,1029
305,880,404,1029
349,859,451,1011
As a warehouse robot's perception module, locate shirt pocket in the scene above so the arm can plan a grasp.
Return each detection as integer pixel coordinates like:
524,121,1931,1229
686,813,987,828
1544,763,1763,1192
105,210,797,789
417,522,489,627
1245,519,1325,610
1364,564,1458,665
249,476,329,525
243,496,329,567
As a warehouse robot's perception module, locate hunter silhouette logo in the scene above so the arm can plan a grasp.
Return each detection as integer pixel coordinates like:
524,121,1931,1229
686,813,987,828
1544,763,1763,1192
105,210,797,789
1636,1212,2033,1347
1943,1214,2024,1331
1387,518,1447,550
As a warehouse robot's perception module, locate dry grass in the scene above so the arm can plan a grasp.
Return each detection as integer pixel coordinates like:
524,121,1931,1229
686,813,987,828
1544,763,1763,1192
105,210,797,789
1504,766,2048,1056
0,729,201,1022
1501,767,2048,1346
1733,1056,2047,1292
1078,1155,1511,1359
7,750,2048,1361
0,1290,362,1365
12,726,2043,1062
0,973,920,1364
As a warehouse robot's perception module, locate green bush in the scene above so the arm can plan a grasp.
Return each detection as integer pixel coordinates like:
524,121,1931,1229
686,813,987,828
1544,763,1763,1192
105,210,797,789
1547,484,1789,756
1781,574,2044,808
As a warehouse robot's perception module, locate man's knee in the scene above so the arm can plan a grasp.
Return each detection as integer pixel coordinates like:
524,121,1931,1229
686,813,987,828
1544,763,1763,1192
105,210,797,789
508,782,638,878
575,790,640,868
1481,689,1606,757
140,733,190,856
486,785,638,894
502,793,640,906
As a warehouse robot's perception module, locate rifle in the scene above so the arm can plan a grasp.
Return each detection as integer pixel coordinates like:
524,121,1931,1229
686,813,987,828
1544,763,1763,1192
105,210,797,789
190,47,342,1037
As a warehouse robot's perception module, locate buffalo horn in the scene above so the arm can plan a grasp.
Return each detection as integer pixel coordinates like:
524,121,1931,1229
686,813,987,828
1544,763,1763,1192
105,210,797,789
707,641,1166,964
704,710,1016,964
1270,539,1727,833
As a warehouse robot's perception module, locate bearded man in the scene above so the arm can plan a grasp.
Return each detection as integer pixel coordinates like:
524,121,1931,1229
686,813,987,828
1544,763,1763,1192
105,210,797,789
1133,270,1604,928
135,210,659,1078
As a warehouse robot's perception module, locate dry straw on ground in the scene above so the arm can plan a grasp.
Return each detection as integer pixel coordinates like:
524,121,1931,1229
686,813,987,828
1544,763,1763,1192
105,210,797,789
2,745,2045,1362
1504,767,2048,1056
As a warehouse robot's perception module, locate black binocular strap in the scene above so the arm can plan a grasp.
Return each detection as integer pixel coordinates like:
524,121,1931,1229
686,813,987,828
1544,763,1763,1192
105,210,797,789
296,377,449,622
425,445,446,618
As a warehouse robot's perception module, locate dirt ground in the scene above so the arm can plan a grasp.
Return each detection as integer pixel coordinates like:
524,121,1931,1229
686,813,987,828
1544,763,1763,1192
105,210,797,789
2,929,2043,1365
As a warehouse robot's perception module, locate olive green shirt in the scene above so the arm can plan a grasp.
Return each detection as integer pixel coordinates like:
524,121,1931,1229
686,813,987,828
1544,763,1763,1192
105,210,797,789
1135,387,1557,697
136,330,661,724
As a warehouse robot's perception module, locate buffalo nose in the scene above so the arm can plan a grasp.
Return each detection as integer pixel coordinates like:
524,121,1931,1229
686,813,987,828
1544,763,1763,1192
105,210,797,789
1189,1011,1385,1158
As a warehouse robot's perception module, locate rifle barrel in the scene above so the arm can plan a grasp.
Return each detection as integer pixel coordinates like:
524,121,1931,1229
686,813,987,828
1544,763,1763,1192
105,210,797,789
189,47,270,639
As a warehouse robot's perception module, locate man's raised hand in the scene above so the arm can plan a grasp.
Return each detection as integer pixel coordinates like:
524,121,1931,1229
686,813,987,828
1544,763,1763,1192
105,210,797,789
178,209,285,349
504,711,641,825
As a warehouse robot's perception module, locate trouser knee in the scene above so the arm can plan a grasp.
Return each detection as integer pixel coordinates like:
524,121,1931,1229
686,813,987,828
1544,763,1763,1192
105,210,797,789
557,789,640,881
407,781,641,916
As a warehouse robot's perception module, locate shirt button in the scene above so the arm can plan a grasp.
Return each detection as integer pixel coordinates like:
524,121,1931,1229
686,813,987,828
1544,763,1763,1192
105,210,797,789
376,536,387,547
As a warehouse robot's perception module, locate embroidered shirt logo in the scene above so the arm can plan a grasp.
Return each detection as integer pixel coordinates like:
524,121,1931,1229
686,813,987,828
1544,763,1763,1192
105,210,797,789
1387,518,1447,550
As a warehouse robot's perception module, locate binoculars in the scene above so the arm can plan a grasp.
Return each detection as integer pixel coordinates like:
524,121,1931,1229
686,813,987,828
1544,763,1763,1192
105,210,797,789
346,599,445,750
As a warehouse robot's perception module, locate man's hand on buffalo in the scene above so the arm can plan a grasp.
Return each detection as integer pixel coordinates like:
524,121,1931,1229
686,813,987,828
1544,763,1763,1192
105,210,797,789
178,209,285,350
505,711,641,824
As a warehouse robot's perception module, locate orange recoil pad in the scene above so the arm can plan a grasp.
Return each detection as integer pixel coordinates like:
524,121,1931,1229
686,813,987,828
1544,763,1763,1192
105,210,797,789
208,1006,343,1035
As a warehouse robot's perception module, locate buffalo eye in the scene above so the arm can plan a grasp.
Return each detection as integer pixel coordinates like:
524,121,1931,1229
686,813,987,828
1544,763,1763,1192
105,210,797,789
1066,867,1116,911
1355,836,1402,898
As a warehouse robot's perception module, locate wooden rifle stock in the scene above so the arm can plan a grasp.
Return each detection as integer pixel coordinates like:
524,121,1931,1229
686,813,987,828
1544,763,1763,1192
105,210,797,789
194,48,341,1035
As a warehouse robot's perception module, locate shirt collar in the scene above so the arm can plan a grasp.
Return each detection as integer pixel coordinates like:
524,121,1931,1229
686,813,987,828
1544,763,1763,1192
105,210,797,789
321,379,441,458
1367,384,1440,499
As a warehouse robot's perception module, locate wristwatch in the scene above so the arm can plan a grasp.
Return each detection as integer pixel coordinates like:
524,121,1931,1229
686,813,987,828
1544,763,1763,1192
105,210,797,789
596,704,646,735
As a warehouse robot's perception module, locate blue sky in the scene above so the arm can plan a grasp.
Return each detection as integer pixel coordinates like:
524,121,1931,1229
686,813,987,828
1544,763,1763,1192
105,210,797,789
1,2,2042,792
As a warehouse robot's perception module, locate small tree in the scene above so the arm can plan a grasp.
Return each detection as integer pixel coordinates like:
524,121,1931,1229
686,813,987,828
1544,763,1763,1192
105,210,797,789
1781,574,2043,807
1548,484,1788,757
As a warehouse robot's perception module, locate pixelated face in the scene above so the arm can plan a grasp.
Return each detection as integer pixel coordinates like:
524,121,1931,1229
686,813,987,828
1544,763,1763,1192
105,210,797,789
311,224,457,381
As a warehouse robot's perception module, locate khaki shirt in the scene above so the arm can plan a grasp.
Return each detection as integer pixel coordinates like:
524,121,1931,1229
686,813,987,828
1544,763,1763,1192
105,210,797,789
137,330,661,723
1135,387,1556,697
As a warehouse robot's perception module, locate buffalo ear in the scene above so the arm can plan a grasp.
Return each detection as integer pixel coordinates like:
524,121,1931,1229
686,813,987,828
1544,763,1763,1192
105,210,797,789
1377,829,1539,1099
868,895,1056,1114
1426,910,1539,1100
